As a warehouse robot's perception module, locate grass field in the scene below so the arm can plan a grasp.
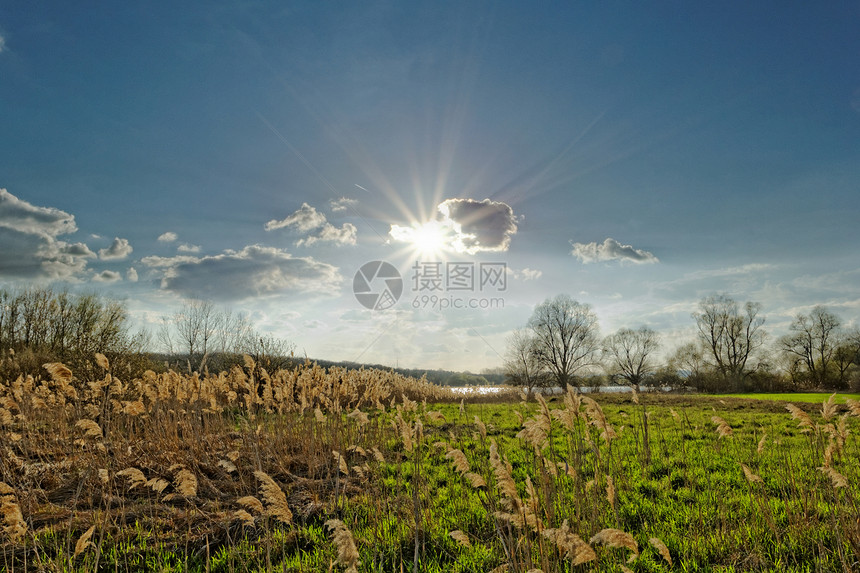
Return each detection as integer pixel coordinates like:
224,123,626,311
720,392,860,404
1,361,859,572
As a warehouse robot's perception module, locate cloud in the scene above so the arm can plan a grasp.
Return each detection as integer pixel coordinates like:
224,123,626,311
511,267,542,281
330,197,358,212
438,198,518,254
0,188,77,236
0,189,95,279
141,245,342,301
387,198,519,254
98,237,133,260
570,237,659,264
177,243,201,253
157,232,178,243
127,267,139,282
93,270,122,283
266,202,356,247
265,203,327,232
298,223,357,247
0,35,5,54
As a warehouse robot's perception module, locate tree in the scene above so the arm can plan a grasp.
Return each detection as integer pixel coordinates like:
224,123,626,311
159,299,221,372
158,299,295,373
528,294,600,390
243,332,296,372
693,294,766,390
0,287,148,378
603,327,660,391
503,328,549,400
603,326,660,466
833,329,860,389
780,306,841,388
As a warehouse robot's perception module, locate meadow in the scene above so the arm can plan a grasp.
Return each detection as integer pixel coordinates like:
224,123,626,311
0,357,858,572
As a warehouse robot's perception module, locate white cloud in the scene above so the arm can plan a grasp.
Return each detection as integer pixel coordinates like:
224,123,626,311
127,267,139,282
98,237,133,260
570,237,659,264
438,198,518,254
157,232,178,243
177,243,201,253
0,35,5,54
267,202,356,247
298,223,357,247
141,245,342,301
0,189,94,279
265,203,327,232
513,267,542,281
93,270,122,283
330,197,358,212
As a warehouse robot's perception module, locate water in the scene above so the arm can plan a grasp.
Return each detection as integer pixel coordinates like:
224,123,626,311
451,385,676,395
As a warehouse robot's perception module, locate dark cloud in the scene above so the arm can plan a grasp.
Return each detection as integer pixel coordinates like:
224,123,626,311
438,198,518,253
93,270,122,283
141,245,342,301
570,237,659,264
0,188,77,237
0,190,94,279
98,237,133,260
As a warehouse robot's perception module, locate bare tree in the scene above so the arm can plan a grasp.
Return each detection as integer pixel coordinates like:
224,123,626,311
603,326,660,466
603,327,660,391
781,306,841,388
217,310,253,355
242,332,296,372
504,328,549,400
528,294,600,390
168,299,222,372
833,328,860,389
693,294,766,390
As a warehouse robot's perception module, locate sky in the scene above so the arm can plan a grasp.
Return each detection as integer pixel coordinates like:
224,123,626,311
1,1,859,372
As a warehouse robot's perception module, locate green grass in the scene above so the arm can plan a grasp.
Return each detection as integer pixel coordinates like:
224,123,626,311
3,389,859,572
720,392,860,403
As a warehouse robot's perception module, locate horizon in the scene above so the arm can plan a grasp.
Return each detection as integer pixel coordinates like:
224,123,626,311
2,2,859,371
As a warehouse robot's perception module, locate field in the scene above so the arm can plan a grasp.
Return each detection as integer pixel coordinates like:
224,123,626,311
720,393,860,404
1,360,859,572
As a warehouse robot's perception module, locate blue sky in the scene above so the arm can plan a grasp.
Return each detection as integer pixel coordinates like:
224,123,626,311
1,2,859,371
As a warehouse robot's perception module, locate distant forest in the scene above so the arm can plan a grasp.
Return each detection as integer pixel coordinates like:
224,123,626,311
2,287,858,394
0,287,504,387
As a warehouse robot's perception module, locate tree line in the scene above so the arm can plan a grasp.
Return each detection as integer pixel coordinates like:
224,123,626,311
505,293,860,396
0,287,150,378
0,288,295,380
156,298,295,374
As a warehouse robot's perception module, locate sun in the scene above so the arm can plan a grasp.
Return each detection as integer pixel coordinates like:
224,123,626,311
411,220,449,255
389,219,452,258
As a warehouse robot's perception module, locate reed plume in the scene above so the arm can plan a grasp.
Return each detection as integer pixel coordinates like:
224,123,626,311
73,524,97,558
649,537,672,565
589,528,639,562
254,470,292,524
325,519,360,572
